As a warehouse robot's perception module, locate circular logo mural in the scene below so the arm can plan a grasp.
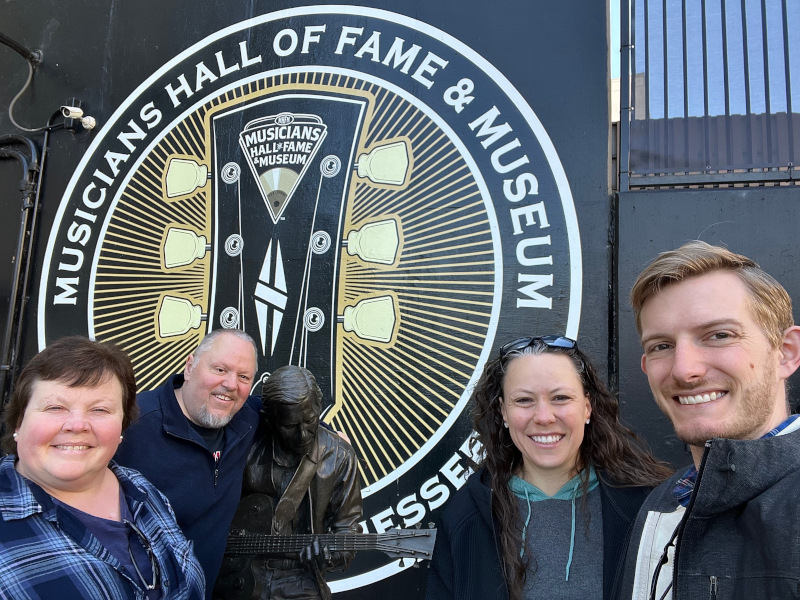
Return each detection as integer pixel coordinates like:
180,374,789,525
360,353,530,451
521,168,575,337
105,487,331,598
38,6,582,591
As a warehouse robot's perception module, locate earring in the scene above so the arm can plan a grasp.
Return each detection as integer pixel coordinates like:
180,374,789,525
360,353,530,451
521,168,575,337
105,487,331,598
585,419,590,425
503,422,508,428
12,432,18,440
119,435,124,441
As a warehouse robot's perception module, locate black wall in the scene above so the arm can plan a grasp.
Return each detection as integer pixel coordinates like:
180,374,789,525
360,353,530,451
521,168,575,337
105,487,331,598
617,186,800,467
1,1,613,597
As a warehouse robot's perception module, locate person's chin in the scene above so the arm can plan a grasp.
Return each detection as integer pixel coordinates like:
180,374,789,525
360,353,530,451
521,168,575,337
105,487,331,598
674,421,724,447
298,441,316,455
199,411,234,429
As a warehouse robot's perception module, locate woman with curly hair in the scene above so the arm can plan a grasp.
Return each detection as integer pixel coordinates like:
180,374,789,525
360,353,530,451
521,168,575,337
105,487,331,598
426,336,672,600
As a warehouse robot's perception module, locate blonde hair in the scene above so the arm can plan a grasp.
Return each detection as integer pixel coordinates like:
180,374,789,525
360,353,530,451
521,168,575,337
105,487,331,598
631,241,793,348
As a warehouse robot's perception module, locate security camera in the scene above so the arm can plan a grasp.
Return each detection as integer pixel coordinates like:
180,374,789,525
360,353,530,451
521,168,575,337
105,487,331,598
61,106,84,119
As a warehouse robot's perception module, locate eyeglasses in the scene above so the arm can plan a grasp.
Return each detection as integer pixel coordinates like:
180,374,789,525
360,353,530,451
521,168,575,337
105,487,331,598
499,335,577,358
124,519,161,591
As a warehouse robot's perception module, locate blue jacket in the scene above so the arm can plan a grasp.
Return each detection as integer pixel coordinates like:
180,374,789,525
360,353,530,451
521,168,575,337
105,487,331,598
114,374,259,598
0,456,205,599
425,467,652,600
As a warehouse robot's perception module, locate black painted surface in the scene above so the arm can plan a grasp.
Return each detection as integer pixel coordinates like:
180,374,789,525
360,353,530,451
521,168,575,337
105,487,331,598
1,1,611,597
618,186,800,468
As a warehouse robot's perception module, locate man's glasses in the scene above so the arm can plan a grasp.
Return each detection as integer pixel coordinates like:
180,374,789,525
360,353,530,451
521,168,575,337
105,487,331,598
499,335,577,358
124,519,161,592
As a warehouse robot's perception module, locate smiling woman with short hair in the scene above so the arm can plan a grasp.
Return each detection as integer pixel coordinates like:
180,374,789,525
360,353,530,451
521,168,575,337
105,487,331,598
0,336,205,599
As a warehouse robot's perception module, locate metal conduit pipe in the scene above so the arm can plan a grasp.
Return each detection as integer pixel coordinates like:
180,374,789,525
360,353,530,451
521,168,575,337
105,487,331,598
0,135,41,411
6,126,49,413
0,31,43,65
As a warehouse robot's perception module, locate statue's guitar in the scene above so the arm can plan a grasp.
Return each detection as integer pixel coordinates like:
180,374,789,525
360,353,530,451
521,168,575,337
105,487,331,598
212,494,436,600
224,527,437,559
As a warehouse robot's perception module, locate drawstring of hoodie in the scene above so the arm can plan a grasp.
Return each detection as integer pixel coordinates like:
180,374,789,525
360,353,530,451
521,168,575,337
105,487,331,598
509,466,599,582
519,486,533,558
566,477,578,580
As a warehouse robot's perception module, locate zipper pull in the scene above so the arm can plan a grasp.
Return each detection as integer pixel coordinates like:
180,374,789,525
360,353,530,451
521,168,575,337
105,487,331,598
213,450,221,487
709,575,718,599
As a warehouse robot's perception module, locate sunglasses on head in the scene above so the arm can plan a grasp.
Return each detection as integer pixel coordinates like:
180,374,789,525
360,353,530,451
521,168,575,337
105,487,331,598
499,335,577,358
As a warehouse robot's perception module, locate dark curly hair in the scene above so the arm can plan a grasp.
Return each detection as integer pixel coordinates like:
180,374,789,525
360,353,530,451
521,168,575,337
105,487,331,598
471,338,672,599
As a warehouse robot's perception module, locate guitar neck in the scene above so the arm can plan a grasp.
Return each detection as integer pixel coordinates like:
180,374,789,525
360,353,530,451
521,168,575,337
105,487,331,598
225,530,435,559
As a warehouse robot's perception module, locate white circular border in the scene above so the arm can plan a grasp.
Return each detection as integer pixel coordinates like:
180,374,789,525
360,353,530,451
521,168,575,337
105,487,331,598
37,5,584,591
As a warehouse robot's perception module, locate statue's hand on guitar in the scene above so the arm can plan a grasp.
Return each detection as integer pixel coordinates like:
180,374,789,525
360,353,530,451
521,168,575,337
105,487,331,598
299,536,347,574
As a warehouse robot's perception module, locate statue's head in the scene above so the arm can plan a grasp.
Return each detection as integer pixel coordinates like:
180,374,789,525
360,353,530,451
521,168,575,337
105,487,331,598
261,365,322,456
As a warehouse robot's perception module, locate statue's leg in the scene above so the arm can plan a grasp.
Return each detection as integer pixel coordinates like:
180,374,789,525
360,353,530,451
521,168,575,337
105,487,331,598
268,567,324,600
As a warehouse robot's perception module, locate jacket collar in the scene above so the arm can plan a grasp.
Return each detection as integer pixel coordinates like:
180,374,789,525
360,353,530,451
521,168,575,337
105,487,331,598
692,427,800,515
0,455,45,520
0,456,146,522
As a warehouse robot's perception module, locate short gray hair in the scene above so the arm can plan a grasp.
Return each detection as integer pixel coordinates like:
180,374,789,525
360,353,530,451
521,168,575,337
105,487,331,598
193,329,258,362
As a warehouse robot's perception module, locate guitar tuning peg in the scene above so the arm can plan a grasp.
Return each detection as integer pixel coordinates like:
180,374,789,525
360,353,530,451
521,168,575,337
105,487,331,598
428,522,434,529
412,559,421,568
398,558,405,568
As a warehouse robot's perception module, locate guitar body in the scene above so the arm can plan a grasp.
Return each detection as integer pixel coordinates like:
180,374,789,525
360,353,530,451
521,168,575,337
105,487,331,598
230,494,276,534
213,494,275,600
212,493,437,600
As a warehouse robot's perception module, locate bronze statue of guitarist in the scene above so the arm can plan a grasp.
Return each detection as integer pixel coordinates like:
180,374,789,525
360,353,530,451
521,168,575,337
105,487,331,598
214,365,362,600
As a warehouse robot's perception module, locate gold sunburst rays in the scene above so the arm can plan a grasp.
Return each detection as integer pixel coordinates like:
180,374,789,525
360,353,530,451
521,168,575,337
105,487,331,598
336,109,494,485
333,334,464,482
91,71,498,489
350,122,449,222
351,151,475,227
129,336,199,391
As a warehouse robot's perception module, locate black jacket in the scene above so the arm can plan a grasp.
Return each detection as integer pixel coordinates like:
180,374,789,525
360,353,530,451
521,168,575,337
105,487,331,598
619,425,800,599
425,467,652,599
115,374,260,597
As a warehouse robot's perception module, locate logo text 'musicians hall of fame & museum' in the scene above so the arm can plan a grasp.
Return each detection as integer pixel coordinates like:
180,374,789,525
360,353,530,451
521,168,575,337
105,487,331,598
38,6,582,590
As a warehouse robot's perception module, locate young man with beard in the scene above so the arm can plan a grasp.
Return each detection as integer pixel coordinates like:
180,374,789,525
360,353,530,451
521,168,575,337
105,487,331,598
115,329,260,599
618,241,800,599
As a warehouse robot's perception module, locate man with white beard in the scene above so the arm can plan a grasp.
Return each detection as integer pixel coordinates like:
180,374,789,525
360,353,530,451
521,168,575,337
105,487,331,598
116,329,260,599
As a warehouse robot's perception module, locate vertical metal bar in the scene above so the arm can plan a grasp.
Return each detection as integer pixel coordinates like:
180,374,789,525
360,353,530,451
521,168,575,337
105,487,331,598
701,0,711,170
644,0,651,120
644,0,652,175
620,0,634,191
682,0,690,170
721,0,733,166
662,0,670,173
782,0,794,166
662,0,669,118
740,0,752,115
740,0,753,167
783,0,794,115
760,0,772,164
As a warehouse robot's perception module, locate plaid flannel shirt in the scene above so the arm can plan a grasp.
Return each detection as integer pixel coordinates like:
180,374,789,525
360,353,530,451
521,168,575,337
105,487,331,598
0,455,205,599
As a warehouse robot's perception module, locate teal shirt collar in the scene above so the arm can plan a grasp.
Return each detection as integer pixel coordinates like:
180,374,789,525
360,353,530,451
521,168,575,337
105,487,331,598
509,464,599,500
